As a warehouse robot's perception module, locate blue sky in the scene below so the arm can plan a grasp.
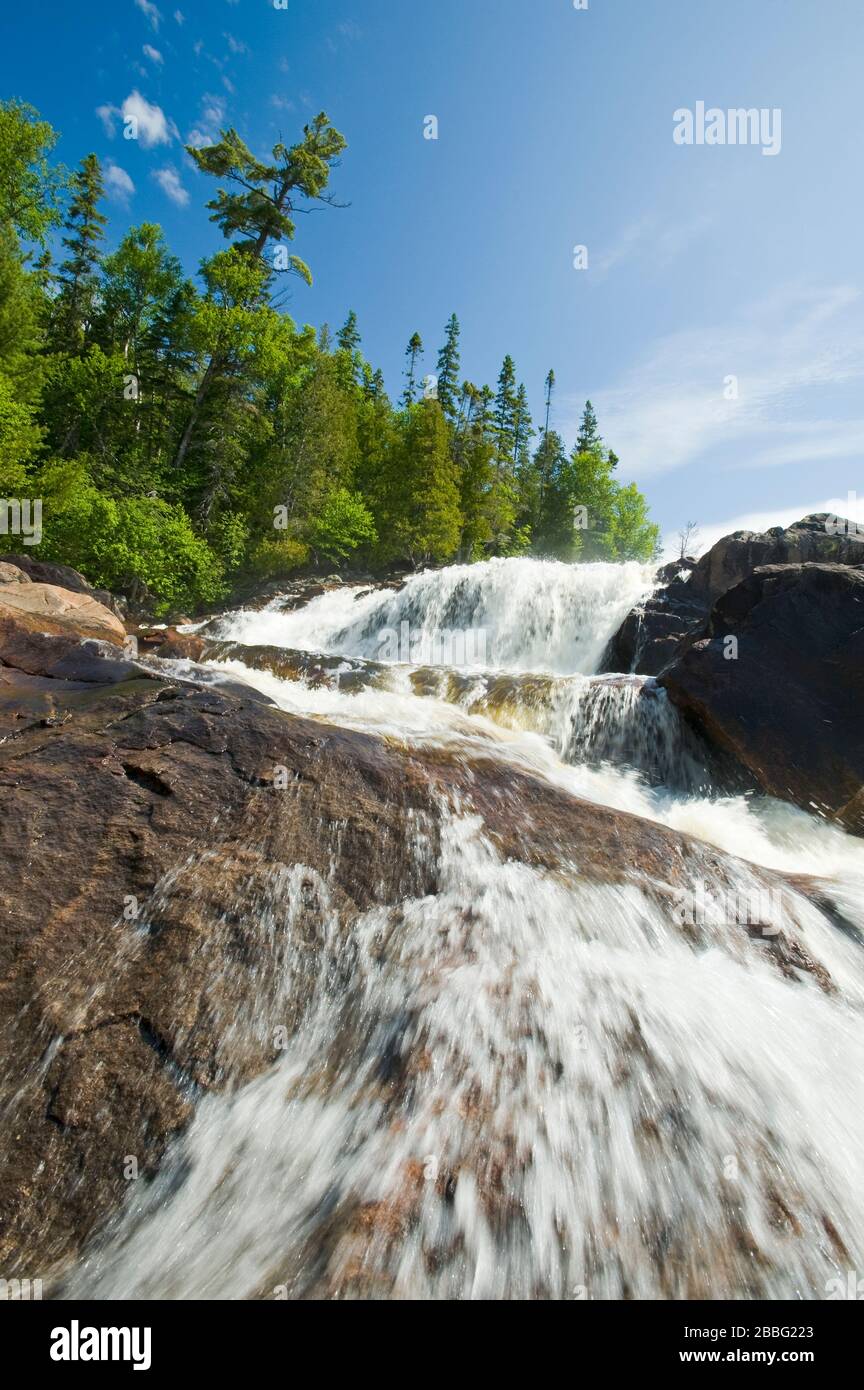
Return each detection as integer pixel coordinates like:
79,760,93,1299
3,0,863,550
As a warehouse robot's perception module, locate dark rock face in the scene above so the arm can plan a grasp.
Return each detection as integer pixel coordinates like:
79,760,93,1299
0,677,819,1282
660,564,864,833
604,567,708,676
606,515,864,676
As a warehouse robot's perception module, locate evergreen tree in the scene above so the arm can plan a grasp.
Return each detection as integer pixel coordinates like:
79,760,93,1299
435,312,461,420
187,114,347,280
50,153,106,355
576,399,602,456
401,331,423,408
337,309,360,355
492,355,518,468
534,430,581,559
390,399,461,565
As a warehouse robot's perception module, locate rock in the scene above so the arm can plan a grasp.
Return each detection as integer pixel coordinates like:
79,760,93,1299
152,628,206,662
660,563,864,833
0,561,31,584
0,553,124,616
0,678,826,1282
606,514,864,676
687,514,864,607
0,625,141,684
0,582,127,648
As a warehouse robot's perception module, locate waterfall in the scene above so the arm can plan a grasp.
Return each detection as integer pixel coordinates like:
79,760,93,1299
208,557,656,675
62,557,864,1299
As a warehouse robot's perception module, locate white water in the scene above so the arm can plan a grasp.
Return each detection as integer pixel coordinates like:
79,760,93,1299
66,558,864,1300
204,557,656,675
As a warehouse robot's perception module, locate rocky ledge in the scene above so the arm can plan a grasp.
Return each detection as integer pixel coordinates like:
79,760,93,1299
0,555,839,1285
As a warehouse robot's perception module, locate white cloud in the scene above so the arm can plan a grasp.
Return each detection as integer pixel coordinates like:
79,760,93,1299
103,161,135,205
122,90,174,147
152,165,189,206
134,0,161,31
174,8,184,22
561,284,864,481
97,91,174,146
224,32,248,55
143,44,163,64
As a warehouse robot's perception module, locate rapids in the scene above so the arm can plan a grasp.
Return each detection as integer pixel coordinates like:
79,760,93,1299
65,558,864,1300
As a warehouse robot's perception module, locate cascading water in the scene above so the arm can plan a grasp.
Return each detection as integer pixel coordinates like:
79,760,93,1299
64,558,864,1299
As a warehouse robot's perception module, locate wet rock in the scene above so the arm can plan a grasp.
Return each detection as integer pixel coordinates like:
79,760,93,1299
0,676,823,1282
150,627,206,662
660,563,864,833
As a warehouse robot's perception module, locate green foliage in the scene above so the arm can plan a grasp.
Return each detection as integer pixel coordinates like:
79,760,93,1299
306,487,377,562
0,371,40,491
0,94,662,615
248,533,310,580
33,458,225,614
0,98,66,243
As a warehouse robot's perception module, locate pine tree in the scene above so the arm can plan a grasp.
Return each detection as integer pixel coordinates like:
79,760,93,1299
435,313,461,420
175,114,345,479
576,399,602,455
337,309,360,355
50,153,106,355
391,399,461,565
493,355,518,469
187,114,347,281
401,331,423,408
512,382,534,471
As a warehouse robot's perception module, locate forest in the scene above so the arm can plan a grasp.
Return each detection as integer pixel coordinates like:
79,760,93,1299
0,98,660,614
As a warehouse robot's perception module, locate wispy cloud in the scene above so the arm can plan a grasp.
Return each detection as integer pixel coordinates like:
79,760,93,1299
186,93,225,149
562,284,864,480
142,44,163,64
152,165,189,206
590,212,713,280
103,160,135,205
134,0,161,32
224,32,249,56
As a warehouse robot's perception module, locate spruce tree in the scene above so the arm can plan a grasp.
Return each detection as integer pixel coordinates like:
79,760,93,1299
337,309,360,355
435,313,461,420
576,399,601,455
401,331,423,408
50,153,106,355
